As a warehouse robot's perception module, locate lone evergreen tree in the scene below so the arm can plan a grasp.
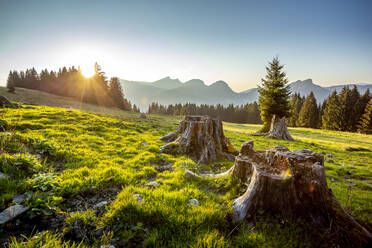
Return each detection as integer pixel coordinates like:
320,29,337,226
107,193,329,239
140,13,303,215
257,57,293,140
297,92,319,128
6,71,15,93
258,56,291,132
358,98,372,134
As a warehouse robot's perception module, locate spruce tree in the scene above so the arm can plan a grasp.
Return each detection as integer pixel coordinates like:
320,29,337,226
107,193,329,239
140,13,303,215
288,93,303,127
358,98,372,134
6,71,15,93
108,77,126,110
322,91,341,130
297,92,319,128
338,86,353,131
258,57,291,132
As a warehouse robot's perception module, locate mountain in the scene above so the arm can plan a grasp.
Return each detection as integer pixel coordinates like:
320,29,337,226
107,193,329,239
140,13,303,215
121,78,372,111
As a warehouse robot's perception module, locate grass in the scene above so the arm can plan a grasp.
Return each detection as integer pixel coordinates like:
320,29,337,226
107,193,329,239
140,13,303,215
0,87,371,247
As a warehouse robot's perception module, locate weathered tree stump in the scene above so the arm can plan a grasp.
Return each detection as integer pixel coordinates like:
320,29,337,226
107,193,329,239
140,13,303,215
185,141,372,245
160,115,238,164
253,115,294,141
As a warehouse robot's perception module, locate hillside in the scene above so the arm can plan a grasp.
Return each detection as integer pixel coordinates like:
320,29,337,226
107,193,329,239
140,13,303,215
121,77,372,111
0,87,371,247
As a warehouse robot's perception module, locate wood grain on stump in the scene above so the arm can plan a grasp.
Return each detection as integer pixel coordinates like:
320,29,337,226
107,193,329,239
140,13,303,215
253,115,294,141
160,115,238,164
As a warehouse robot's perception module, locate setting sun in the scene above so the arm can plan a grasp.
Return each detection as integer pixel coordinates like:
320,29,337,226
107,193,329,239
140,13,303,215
80,65,95,78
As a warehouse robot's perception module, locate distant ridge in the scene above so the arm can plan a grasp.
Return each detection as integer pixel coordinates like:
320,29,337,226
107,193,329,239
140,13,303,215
121,78,372,111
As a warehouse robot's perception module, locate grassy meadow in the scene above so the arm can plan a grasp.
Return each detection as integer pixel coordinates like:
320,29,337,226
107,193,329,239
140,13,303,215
0,87,371,247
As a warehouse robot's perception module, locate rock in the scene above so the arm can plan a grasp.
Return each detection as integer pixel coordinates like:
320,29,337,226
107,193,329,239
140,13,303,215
155,164,173,172
141,142,149,146
0,205,29,224
93,201,109,209
13,194,26,204
0,95,12,107
100,245,115,248
189,199,199,207
331,178,336,182
133,194,143,203
140,113,147,119
0,172,9,180
326,154,334,159
147,181,158,187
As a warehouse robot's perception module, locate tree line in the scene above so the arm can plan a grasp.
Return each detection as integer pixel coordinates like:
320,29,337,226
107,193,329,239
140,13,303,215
6,64,140,112
147,102,262,124
287,87,371,133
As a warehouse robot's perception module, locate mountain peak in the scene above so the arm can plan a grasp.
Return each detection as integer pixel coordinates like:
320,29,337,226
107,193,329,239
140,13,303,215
292,79,314,85
184,79,206,87
152,76,182,90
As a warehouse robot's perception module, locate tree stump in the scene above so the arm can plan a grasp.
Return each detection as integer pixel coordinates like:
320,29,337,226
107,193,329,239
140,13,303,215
253,115,294,141
160,115,238,164
231,141,371,245
185,140,371,245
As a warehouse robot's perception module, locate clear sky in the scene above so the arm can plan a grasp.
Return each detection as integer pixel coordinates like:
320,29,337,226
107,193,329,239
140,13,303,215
1,0,371,91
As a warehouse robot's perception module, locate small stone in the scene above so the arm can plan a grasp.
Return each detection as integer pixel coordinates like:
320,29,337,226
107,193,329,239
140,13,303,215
141,142,149,146
13,194,26,204
326,154,334,159
0,205,29,224
0,172,8,180
331,178,336,182
147,181,158,187
189,199,199,207
133,194,143,203
100,245,115,248
93,201,109,209
140,114,147,119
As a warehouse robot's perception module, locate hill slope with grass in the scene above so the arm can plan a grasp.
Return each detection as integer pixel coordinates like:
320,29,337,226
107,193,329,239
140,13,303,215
0,87,371,247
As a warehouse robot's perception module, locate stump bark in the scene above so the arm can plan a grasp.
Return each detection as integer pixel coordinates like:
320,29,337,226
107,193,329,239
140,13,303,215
160,115,238,164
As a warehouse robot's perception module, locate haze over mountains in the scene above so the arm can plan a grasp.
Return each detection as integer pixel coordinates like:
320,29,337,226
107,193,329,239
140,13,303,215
121,77,372,111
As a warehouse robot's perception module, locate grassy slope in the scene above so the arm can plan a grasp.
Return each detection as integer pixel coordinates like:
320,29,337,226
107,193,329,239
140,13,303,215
0,87,371,247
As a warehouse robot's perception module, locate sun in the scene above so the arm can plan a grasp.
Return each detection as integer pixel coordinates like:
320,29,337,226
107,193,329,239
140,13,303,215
81,65,95,78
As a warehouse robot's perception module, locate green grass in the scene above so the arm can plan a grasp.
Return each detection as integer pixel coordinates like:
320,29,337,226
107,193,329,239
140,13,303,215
0,87,371,247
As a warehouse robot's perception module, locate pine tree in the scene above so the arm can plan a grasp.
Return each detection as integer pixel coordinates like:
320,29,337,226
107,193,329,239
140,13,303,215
358,98,372,134
349,86,362,131
258,57,291,132
322,91,341,130
297,92,319,128
288,93,303,127
108,77,127,110
338,86,353,131
6,71,16,93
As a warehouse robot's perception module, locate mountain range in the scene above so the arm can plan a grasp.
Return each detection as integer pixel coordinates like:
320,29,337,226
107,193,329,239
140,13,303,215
120,77,372,111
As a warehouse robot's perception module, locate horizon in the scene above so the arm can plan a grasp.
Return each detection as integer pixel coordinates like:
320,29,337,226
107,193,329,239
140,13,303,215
1,0,372,91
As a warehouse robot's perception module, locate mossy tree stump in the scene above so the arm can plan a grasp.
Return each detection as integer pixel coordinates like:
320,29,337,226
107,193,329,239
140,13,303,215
160,115,238,164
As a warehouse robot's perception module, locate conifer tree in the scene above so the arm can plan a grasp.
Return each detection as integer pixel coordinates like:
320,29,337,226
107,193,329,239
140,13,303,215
6,71,16,93
288,93,303,127
358,98,372,134
108,77,127,110
258,57,291,132
322,91,341,130
297,92,319,128
338,86,353,131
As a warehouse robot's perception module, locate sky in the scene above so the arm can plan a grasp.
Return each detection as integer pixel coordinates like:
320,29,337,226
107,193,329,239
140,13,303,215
0,0,371,92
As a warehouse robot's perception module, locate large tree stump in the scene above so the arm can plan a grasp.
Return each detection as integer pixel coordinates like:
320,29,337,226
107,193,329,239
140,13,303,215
0,95,12,107
160,115,238,164
253,115,294,141
185,141,371,245
232,141,371,245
